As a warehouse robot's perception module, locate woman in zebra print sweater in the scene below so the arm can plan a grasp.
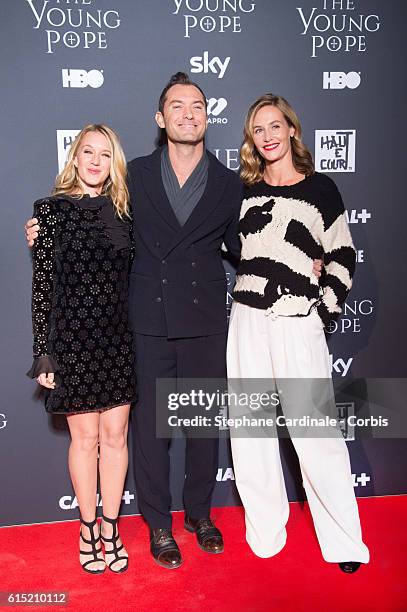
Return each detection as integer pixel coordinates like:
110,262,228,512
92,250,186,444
227,94,369,572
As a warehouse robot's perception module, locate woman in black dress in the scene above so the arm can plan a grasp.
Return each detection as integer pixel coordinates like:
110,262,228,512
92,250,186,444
27,124,135,574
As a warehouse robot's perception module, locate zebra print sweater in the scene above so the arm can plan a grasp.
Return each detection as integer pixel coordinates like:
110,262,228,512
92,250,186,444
232,173,356,328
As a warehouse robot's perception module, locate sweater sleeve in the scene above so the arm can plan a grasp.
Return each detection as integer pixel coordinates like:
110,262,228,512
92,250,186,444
317,178,356,328
27,199,59,377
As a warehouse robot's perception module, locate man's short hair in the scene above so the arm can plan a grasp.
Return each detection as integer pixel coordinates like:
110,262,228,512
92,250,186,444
158,72,207,114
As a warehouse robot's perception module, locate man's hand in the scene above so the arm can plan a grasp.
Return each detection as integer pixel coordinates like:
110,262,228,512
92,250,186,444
37,372,56,389
313,259,323,278
25,218,39,247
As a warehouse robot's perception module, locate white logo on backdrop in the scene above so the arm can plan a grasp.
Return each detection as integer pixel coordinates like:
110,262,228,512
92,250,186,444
25,0,121,54
297,2,381,58
225,272,234,314
355,250,364,264
323,71,361,89
0,414,7,429
207,97,227,116
190,52,230,78
207,97,228,124
327,300,374,335
352,473,371,487
172,0,256,38
213,148,239,171
59,490,135,510
336,402,355,440
329,355,353,377
215,466,370,487
56,130,80,173
216,467,235,482
346,209,371,224
314,129,356,172
62,69,104,88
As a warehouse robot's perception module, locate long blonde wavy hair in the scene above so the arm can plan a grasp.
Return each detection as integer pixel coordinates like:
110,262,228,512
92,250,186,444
53,124,130,217
240,94,314,186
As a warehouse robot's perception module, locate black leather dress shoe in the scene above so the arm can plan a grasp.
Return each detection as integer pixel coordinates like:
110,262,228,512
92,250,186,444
338,561,361,573
184,516,224,554
150,528,182,569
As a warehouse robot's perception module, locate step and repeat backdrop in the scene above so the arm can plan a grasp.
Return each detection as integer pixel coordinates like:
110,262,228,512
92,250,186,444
1,0,406,526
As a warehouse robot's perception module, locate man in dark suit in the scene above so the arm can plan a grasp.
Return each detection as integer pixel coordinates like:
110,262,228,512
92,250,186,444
126,72,242,568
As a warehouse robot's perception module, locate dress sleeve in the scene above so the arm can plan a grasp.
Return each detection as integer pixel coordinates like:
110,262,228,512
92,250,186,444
126,168,136,266
128,204,136,266
317,180,356,328
27,199,60,378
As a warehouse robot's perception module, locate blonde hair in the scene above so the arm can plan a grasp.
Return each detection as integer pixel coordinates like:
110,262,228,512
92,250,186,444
240,94,314,186
53,124,130,217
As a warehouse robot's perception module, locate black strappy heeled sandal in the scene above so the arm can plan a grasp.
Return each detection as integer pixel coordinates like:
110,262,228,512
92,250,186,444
79,517,106,574
101,515,129,573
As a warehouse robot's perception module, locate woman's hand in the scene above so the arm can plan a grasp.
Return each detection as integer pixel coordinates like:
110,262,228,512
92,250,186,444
313,259,323,278
36,372,56,389
25,218,39,247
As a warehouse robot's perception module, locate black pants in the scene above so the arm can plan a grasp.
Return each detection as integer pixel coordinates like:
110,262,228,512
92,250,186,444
132,332,227,529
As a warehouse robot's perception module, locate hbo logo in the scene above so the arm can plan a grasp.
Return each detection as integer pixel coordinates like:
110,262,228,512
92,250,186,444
62,69,104,89
323,71,361,90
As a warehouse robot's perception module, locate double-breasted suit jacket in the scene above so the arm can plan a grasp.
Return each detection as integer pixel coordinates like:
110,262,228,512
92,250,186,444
127,147,242,339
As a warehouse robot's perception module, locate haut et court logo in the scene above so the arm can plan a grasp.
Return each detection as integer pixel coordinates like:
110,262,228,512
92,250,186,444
56,129,80,172
314,129,356,172
337,402,355,441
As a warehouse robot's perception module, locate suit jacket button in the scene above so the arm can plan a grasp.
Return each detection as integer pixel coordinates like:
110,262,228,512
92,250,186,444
192,280,197,287
156,297,162,303
162,278,168,284
155,241,160,247
161,259,167,265
193,298,199,305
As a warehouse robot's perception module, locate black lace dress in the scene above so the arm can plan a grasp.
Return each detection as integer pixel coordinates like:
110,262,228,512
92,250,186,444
27,194,136,414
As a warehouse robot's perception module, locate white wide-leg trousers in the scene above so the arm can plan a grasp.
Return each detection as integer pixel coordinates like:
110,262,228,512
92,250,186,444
227,301,369,563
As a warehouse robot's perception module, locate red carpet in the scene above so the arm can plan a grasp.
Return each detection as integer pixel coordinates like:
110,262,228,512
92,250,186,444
0,496,405,612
